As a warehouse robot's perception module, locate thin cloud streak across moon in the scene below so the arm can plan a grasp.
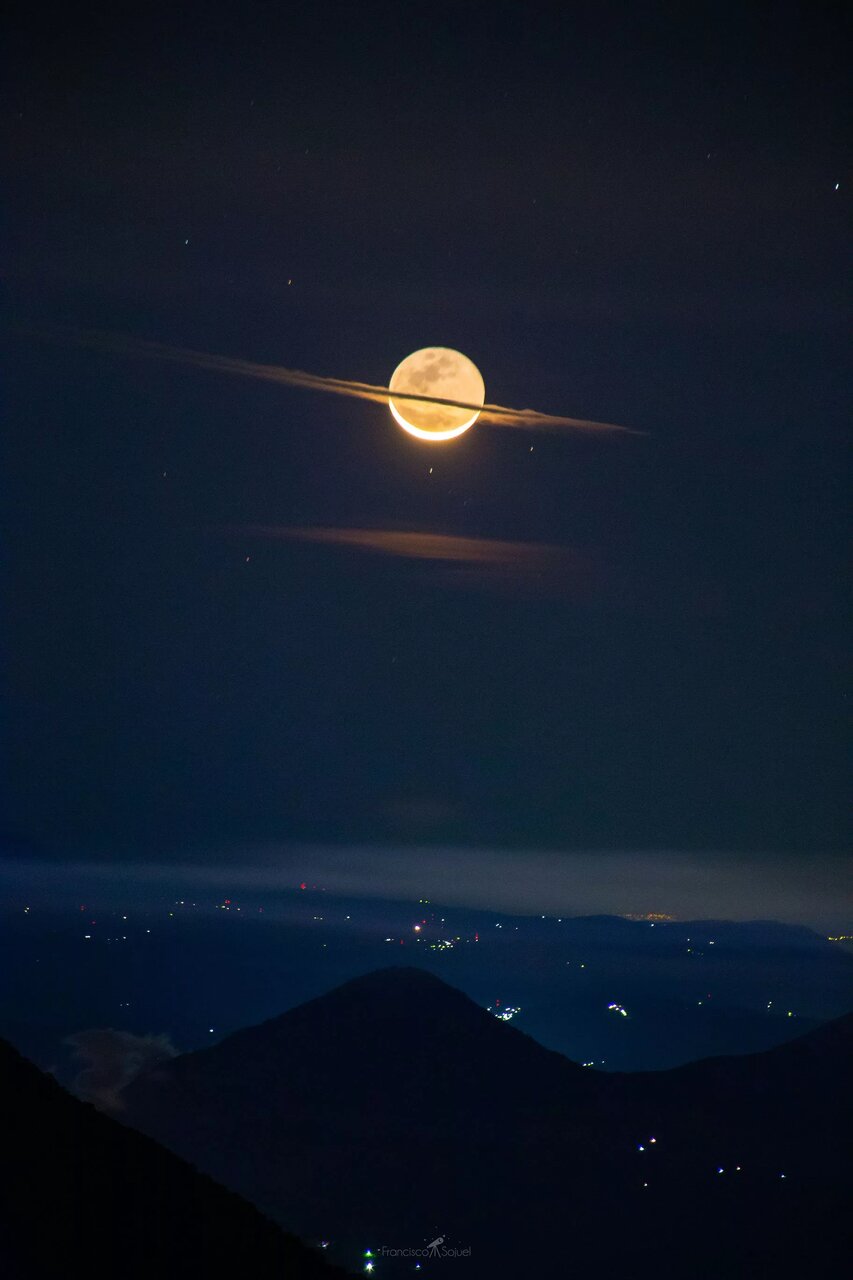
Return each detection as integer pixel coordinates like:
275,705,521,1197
32,327,636,435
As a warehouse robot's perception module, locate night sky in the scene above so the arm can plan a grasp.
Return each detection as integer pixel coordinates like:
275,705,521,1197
5,4,849,911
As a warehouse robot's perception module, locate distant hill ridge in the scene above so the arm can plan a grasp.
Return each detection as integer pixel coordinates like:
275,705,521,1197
120,965,852,1278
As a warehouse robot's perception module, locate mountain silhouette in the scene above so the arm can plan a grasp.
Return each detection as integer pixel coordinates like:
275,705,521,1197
0,1037,350,1278
120,967,850,1277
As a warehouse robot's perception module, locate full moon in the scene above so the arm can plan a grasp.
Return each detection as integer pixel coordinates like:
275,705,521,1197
388,347,485,441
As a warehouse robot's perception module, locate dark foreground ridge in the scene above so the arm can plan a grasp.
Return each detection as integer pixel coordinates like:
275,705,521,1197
120,966,852,1278
0,1037,350,1279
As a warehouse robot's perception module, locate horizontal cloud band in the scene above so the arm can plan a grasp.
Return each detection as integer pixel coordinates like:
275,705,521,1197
29,327,636,434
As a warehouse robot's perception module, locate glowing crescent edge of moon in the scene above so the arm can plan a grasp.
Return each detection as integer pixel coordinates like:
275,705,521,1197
387,398,481,441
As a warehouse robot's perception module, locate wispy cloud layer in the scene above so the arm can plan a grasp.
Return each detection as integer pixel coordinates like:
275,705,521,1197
2,848,849,930
241,524,602,598
29,327,635,434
